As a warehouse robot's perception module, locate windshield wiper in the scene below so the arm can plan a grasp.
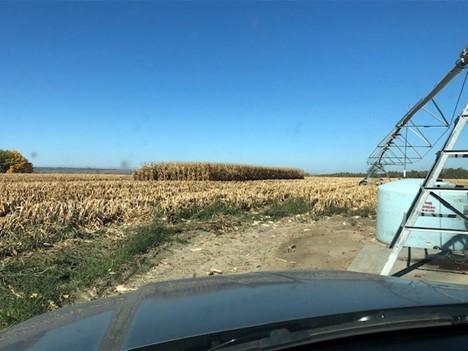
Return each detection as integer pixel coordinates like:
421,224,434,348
209,311,468,351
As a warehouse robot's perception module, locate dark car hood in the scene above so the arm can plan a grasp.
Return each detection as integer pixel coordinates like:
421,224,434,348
1,270,468,351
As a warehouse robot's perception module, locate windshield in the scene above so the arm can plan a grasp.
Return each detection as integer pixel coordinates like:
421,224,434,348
1,0,468,342
131,304,468,351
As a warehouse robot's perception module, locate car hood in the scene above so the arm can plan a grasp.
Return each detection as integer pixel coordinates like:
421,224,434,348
1,270,468,351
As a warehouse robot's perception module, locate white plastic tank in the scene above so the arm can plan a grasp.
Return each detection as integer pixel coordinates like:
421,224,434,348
376,178,468,250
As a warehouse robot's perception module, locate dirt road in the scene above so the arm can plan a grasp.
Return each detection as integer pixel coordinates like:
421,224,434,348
109,215,377,295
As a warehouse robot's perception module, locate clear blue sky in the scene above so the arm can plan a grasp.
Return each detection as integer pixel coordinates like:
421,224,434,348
1,1,467,173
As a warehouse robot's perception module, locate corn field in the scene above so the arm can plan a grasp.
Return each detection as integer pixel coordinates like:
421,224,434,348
133,162,305,181
0,174,377,256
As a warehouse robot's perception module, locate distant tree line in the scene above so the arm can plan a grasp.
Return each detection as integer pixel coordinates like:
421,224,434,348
0,150,33,173
320,168,468,179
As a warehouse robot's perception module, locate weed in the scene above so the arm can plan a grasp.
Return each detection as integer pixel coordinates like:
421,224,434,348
263,198,313,219
0,219,175,329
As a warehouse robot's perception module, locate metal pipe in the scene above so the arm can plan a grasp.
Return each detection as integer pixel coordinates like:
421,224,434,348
396,57,466,129
360,47,468,185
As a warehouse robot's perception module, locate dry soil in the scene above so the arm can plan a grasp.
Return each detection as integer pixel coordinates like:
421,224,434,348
108,214,377,295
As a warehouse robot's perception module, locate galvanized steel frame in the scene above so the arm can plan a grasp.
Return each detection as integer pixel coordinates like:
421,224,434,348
380,104,468,276
360,47,468,185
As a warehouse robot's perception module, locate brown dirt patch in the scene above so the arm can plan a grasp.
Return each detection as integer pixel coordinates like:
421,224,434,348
106,215,376,295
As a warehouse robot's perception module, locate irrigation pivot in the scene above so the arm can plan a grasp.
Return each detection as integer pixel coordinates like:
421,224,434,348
380,104,468,276
360,47,468,185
